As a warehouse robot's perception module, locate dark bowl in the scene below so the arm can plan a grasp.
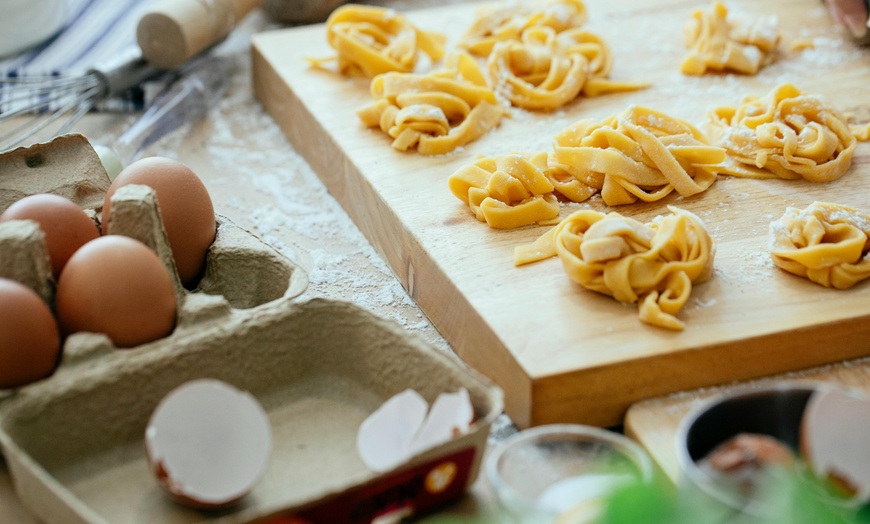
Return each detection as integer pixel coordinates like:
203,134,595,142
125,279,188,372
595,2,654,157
676,383,818,516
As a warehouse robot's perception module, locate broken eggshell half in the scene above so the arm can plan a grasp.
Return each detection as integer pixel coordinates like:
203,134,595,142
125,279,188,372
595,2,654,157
800,386,870,505
145,378,272,509
357,388,473,473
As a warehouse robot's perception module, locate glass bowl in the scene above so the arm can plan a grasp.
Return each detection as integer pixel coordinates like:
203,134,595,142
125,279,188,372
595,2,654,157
486,424,655,523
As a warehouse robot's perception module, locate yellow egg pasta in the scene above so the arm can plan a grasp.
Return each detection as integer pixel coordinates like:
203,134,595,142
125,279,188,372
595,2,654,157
549,106,725,206
358,52,505,155
681,1,779,75
709,84,865,183
309,5,446,77
515,206,715,330
448,152,560,229
487,27,649,111
770,202,870,290
460,0,588,57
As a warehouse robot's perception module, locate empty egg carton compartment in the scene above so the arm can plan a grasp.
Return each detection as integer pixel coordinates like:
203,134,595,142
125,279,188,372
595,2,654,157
0,298,503,524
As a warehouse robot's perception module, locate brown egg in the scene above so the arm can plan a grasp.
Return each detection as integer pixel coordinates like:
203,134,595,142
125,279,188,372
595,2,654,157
0,278,61,388
0,194,99,278
56,236,177,348
102,157,216,288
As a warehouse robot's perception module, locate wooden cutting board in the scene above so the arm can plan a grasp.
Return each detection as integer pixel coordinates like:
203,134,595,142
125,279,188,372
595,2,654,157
252,0,870,428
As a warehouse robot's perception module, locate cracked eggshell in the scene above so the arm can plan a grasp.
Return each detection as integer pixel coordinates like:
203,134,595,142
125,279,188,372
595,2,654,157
145,379,272,509
409,388,473,456
800,387,870,504
358,388,475,473
357,389,428,473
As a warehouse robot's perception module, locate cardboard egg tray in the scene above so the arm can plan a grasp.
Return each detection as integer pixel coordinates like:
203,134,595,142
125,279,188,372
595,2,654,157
0,135,503,523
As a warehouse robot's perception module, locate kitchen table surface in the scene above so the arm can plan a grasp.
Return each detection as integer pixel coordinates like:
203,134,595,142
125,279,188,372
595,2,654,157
1,0,867,522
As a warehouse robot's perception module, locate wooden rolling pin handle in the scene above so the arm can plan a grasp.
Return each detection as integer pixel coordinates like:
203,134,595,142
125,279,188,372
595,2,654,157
137,0,261,69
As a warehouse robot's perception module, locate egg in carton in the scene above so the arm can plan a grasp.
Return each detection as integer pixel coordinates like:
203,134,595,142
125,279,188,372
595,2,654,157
0,134,308,391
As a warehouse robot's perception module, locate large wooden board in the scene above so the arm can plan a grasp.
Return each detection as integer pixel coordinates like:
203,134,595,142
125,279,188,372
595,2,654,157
252,0,870,428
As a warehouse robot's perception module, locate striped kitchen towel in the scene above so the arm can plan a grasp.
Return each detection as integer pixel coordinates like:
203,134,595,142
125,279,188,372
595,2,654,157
0,0,166,113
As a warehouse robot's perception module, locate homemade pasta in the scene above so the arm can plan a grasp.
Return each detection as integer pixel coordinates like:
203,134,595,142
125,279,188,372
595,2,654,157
681,1,779,75
709,84,866,183
460,0,588,57
549,106,725,205
515,206,715,330
770,202,870,290
448,152,560,229
357,52,504,155
487,27,649,110
309,5,446,77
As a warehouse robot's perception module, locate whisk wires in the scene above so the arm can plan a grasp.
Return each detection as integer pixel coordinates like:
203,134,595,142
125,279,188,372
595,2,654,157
0,50,161,153
0,74,105,151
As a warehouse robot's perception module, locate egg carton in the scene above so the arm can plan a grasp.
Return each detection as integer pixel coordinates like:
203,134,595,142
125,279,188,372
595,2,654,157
0,134,309,385
0,135,504,523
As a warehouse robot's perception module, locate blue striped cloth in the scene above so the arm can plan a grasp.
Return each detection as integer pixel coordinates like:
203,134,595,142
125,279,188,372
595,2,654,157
0,0,164,112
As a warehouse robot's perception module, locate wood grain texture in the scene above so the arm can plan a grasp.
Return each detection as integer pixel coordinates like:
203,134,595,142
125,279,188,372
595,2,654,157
252,0,870,427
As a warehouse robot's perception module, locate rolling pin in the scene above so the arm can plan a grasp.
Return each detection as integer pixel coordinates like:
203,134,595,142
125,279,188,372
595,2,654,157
137,0,261,69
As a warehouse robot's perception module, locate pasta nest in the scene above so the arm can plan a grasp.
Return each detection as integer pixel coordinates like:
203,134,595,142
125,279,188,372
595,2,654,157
460,0,588,57
515,206,716,330
710,84,862,183
548,106,725,206
770,202,870,290
448,152,560,230
357,53,504,155
315,5,446,77
681,1,779,76
486,27,647,111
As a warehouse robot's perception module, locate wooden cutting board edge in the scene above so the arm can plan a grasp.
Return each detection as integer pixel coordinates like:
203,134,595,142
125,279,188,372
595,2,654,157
534,313,870,426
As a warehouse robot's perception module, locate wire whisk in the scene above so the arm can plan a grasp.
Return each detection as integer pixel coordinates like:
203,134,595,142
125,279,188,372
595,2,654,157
0,48,163,153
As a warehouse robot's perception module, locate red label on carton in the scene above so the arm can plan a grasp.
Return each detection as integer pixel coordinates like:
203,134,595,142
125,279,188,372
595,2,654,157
261,447,476,524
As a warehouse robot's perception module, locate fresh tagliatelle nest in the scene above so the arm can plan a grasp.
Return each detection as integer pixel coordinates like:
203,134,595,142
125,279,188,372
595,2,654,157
515,206,715,330
463,0,647,111
459,0,589,57
710,84,870,183
549,106,725,206
357,53,504,155
448,152,560,230
308,4,446,77
485,26,649,111
681,1,780,76
770,202,870,290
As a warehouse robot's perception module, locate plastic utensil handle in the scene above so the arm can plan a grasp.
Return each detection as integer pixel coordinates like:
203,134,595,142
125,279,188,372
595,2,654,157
113,55,231,165
137,0,261,69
